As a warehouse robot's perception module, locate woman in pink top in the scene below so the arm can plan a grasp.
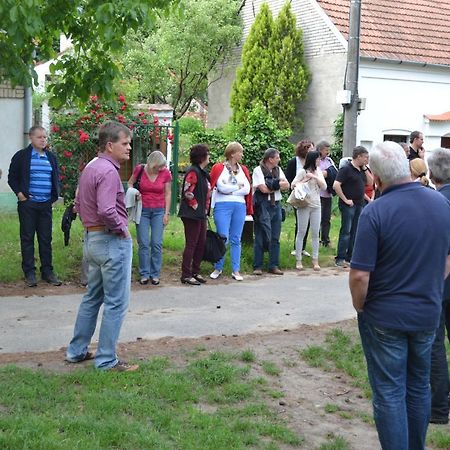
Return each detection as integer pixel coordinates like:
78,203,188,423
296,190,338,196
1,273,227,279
128,151,172,285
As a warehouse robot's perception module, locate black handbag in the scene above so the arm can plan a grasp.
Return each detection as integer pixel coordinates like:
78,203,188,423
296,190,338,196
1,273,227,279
133,164,145,190
202,220,227,263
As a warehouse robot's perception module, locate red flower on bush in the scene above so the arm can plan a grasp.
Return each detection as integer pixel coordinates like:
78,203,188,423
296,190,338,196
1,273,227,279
117,115,126,124
59,174,66,181
142,119,148,124
90,95,98,102
78,130,90,144
138,112,145,117
51,125,60,133
118,94,126,103
63,150,73,158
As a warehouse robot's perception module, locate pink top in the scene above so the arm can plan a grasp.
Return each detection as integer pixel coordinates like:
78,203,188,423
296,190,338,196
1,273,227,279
133,165,172,209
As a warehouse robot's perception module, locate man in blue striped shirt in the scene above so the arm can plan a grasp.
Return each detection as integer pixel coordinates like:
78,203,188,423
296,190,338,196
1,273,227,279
8,126,62,287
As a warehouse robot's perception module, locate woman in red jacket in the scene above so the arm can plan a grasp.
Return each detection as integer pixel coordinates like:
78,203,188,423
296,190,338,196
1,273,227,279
209,142,253,281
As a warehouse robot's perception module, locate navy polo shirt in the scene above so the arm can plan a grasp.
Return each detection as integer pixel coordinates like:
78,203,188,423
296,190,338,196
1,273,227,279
351,182,450,331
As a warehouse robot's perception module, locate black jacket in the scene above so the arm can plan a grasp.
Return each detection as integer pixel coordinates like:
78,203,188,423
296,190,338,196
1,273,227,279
178,165,210,220
8,145,61,203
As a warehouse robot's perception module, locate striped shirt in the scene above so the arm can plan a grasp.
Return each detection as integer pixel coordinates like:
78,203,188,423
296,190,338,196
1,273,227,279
29,148,52,202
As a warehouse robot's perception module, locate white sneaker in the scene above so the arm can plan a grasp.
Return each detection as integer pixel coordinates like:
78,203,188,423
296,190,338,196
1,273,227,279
210,269,222,279
302,250,311,257
290,250,296,256
232,272,244,281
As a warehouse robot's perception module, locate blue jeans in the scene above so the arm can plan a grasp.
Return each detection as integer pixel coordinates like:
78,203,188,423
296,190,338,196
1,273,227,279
430,300,450,419
358,314,435,450
213,202,246,272
336,202,362,261
253,200,282,270
136,207,165,279
66,231,133,369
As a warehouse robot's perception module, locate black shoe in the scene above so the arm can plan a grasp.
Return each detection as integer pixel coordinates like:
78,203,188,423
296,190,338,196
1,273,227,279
192,274,207,284
181,277,201,285
25,273,37,287
42,273,62,286
430,415,449,425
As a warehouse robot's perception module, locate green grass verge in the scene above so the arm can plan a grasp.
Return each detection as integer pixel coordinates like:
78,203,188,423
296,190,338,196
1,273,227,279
0,201,342,283
0,352,303,449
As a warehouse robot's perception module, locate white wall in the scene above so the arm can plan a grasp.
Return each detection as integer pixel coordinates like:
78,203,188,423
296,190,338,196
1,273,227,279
357,60,450,150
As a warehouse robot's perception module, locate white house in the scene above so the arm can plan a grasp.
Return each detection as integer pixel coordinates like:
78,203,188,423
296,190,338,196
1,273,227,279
208,0,450,151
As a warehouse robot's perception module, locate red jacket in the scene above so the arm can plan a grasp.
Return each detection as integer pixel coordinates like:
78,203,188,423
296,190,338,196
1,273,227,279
209,162,253,215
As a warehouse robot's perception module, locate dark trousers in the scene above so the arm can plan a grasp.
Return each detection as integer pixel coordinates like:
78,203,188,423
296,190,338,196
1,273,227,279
320,197,332,244
293,211,309,251
430,300,450,419
181,217,207,278
336,202,362,262
17,199,53,277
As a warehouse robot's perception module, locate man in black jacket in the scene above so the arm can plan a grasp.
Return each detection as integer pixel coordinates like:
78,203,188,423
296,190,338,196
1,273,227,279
8,126,62,287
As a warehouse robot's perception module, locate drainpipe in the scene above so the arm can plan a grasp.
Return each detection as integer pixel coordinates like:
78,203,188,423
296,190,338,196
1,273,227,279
23,86,33,147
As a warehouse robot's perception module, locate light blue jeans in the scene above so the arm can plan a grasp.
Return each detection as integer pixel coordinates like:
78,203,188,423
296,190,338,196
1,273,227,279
66,231,133,369
136,207,165,279
213,201,246,272
358,314,435,450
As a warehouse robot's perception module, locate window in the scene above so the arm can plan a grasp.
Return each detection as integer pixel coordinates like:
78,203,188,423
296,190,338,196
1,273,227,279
383,134,407,143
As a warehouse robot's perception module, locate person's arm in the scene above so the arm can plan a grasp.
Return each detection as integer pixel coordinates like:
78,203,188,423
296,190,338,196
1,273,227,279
333,180,353,206
445,254,450,280
127,174,135,190
278,167,290,191
183,170,199,209
349,269,370,312
163,181,171,225
253,167,271,194
8,151,27,200
315,170,327,190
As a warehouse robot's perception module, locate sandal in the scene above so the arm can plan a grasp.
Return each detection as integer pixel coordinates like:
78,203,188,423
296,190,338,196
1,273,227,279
151,278,160,285
180,277,201,286
192,274,207,284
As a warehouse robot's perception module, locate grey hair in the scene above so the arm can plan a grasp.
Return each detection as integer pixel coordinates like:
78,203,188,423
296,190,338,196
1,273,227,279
316,140,330,151
147,150,167,169
262,148,279,162
369,141,410,186
428,147,450,185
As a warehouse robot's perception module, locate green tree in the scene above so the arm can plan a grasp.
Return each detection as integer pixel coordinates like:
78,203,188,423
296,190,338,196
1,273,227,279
231,1,309,130
230,2,274,125
330,113,344,162
267,2,309,129
0,0,171,107
121,0,244,119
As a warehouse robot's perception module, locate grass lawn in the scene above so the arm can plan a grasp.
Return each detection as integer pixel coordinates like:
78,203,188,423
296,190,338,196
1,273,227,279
0,351,304,450
0,203,342,283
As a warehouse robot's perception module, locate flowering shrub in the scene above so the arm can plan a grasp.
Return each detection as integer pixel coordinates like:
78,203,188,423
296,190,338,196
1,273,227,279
51,95,161,204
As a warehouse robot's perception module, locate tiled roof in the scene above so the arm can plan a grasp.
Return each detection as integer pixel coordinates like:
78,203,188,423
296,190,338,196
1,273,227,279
425,111,450,121
316,0,450,66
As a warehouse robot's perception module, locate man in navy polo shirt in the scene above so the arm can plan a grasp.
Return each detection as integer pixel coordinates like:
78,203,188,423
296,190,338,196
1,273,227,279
350,141,450,450
8,126,61,287
333,146,368,267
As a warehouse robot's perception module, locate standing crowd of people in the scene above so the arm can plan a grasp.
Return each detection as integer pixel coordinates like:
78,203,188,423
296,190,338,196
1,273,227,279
7,122,450,449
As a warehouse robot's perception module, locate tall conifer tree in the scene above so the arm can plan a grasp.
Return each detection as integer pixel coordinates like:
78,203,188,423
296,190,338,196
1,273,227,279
231,1,309,129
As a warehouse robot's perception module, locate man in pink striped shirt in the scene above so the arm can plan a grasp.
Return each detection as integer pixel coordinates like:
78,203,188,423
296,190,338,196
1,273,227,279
66,121,138,372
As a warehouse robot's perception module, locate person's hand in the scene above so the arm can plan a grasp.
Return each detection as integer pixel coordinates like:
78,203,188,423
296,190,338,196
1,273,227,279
163,213,169,226
345,199,354,207
17,192,27,202
135,192,141,201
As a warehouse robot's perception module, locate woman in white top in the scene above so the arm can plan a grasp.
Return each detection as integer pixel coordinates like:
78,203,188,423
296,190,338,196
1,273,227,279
291,150,326,271
209,142,252,281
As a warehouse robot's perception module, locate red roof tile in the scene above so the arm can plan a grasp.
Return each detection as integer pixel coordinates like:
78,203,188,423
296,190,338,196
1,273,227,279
317,0,450,66
425,111,450,121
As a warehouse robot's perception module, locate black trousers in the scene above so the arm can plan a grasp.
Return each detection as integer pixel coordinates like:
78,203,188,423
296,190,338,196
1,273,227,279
17,199,53,276
320,196,332,244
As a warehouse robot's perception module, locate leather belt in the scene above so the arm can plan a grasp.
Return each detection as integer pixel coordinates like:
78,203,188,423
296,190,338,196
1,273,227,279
86,226,108,232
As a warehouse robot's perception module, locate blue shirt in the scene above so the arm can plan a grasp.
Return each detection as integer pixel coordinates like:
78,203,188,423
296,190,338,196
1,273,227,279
351,182,450,331
29,148,52,202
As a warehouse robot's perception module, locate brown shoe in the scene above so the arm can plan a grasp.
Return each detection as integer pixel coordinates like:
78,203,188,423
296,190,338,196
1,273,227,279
269,267,284,275
110,361,139,372
252,268,263,275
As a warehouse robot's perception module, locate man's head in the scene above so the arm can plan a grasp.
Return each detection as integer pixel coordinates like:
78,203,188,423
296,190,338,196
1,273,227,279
98,121,131,164
29,126,47,151
352,146,369,168
262,148,281,169
428,147,450,187
399,142,410,157
369,141,411,191
316,140,330,158
409,131,424,150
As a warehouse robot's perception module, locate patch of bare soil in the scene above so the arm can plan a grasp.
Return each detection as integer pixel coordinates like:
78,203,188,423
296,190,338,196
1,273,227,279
0,319,380,449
